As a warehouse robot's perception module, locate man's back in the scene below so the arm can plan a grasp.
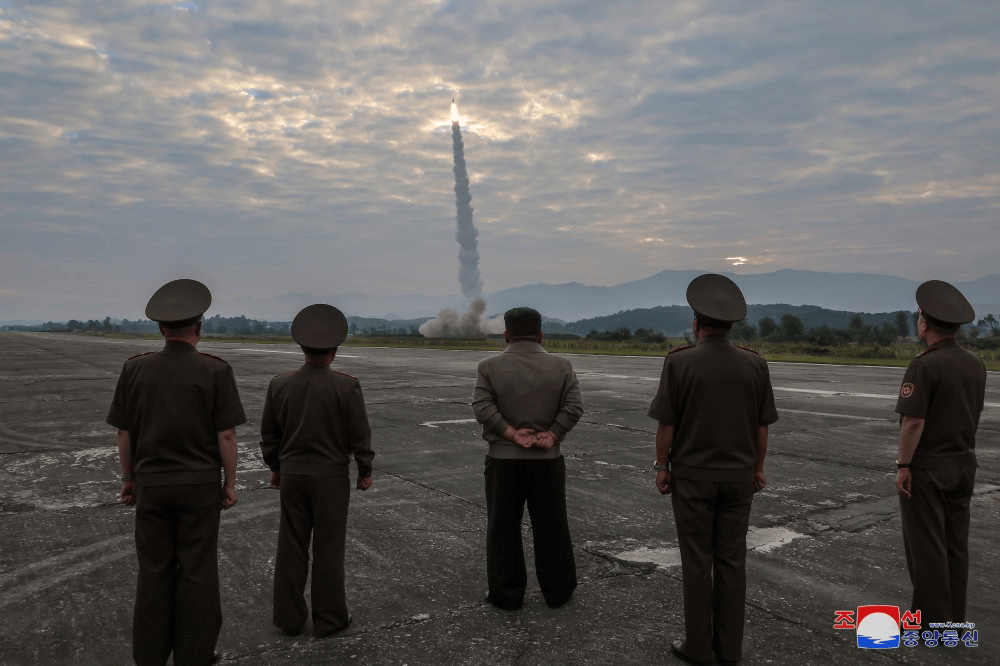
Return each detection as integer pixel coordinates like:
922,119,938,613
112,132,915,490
108,340,244,482
473,341,584,457
649,336,777,481
260,363,373,476
477,342,576,424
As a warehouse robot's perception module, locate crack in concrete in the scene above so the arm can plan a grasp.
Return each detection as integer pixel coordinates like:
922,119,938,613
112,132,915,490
376,467,486,514
737,596,917,665
53,504,123,517
577,543,660,579
766,448,896,472
223,601,494,663
354,525,480,534
578,419,654,435
511,619,532,666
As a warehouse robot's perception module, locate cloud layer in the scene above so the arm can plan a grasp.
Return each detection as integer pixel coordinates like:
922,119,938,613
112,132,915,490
2,1,998,320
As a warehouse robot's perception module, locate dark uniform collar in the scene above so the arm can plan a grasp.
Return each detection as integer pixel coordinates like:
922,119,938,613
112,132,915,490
695,334,730,346
928,337,958,349
163,339,198,353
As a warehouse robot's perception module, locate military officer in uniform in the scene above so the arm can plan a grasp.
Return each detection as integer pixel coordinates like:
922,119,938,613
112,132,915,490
647,274,778,666
895,280,985,626
472,307,584,611
107,278,246,666
260,304,374,638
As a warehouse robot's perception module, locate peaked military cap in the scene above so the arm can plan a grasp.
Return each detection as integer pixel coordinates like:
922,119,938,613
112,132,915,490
916,280,975,325
292,304,349,349
686,273,747,323
145,279,212,324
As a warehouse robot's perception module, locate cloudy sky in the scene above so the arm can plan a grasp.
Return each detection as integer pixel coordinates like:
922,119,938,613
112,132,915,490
2,0,998,321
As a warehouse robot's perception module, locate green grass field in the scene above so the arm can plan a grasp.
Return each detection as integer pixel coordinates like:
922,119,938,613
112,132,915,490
336,336,1000,371
63,331,1000,372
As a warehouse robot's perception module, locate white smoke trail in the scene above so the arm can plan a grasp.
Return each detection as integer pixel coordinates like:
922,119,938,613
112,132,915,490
451,113,482,298
421,102,500,339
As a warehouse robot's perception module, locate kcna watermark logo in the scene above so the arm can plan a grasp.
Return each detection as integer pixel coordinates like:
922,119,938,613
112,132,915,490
833,605,978,649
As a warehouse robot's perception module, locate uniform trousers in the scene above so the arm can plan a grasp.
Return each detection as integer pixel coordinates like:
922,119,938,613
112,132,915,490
133,483,222,666
273,473,352,635
671,477,754,663
484,455,577,609
899,466,976,625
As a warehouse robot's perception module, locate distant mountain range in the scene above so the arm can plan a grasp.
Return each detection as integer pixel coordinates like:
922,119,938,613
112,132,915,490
543,304,909,337
5,270,996,328
213,269,1000,322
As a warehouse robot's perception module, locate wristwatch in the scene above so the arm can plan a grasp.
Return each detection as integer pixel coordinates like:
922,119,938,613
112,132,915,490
653,460,669,472
895,460,910,470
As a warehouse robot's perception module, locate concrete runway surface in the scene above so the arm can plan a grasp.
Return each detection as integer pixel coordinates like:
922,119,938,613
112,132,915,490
1,331,998,665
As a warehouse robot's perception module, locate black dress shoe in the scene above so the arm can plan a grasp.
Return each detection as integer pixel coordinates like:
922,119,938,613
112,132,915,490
485,592,523,611
280,627,301,637
544,593,573,609
315,615,353,639
671,640,712,665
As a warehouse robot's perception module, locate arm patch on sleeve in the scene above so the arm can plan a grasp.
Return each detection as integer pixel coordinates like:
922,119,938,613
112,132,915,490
899,382,915,399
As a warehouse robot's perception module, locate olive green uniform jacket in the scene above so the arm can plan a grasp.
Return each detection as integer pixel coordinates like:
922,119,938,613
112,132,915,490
647,335,778,481
895,337,986,624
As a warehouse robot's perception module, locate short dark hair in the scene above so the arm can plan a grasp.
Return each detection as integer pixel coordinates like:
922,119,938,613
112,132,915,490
504,307,542,339
301,345,337,357
921,312,960,336
162,317,201,336
695,313,733,332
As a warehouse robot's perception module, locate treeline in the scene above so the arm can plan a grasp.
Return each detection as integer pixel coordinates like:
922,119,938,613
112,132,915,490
2,314,422,336
586,327,667,343
733,312,910,345
5,315,292,336
8,308,1000,346
583,311,1000,348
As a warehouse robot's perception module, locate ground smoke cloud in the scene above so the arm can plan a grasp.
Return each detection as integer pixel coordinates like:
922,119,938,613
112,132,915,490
419,297,504,338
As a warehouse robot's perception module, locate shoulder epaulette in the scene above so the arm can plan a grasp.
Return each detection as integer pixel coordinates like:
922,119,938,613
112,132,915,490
275,369,298,378
916,346,940,359
334,370,358,380
667,345,695,355
197,351,228,363
736,345,762,356
127,351,156,361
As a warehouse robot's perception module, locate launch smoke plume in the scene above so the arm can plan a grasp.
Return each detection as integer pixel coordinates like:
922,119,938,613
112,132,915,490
420,102,502,339
451,112,482,298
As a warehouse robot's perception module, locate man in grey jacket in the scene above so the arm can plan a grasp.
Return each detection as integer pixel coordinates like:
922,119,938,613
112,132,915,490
472,307,584,611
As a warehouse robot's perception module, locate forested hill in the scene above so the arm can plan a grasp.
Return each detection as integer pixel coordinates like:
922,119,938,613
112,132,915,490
542,304,917,337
